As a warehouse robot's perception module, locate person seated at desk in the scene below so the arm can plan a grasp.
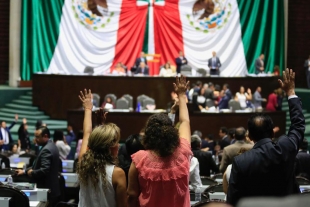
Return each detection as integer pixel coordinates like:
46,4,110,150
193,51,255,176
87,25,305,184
159,62,176,77
135,62,149,76
111,62,126,76
101,96,115,110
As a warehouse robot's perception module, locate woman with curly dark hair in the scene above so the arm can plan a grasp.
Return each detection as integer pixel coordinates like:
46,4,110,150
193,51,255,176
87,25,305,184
77,89,126,207
127,76,192,207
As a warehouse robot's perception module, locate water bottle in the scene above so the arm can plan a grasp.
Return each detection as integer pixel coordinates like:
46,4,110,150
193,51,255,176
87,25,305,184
215,155,219,165
136,102,141,112
1,162,5,169
23,164,27,172
194,187,201,201
7,175,13,185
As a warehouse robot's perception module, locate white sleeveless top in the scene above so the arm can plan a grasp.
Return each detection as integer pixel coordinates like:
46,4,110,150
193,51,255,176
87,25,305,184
78,164,116,207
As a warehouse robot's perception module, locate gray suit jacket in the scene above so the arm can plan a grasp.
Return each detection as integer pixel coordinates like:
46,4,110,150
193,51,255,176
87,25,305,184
255,58,264,74
31,140,60,198
219,141,253,173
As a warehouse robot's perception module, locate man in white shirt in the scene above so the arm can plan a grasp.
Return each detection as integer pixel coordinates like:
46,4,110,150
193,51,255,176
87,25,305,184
0,114,18,151
304,55,310,88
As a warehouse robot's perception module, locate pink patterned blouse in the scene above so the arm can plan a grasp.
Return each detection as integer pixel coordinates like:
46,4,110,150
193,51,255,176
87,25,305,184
132,138,192,207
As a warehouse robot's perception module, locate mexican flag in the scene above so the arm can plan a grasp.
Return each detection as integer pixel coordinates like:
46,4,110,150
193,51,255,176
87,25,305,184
20,0,284,79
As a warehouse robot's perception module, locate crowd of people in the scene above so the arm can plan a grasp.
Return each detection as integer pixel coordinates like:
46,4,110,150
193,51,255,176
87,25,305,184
186,80,284,112
1,69,310,207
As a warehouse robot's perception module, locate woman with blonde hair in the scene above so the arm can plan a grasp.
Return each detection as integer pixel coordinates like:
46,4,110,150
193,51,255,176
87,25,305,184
77,89,126,207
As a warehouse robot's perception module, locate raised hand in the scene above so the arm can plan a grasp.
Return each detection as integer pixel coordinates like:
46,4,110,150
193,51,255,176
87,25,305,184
95,108,108,126
22,118,27,124
278,68,295,96
79,89,93,110
173,75,189,95
15,114,18,121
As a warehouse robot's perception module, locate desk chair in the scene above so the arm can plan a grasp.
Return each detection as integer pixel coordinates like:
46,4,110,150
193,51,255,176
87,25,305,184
200,176,218,185
0,185,30,207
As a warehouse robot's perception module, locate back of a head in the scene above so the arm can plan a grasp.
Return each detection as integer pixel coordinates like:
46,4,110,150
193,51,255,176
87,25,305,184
228,128,236,139
143,113,179,157
125,134,144,156
248,114,274,142
53,130,64,142
300,139,308,151
38,126,50,138
193,130,203,139
77,123,120,190
235,127,246,141
35,120,43,130
191,135,201,150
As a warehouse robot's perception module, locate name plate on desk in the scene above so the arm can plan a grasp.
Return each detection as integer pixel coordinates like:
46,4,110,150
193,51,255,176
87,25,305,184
22,189,49,202
0,197,11,207
62,160,74,169
62,173,78,183
9,157,30,165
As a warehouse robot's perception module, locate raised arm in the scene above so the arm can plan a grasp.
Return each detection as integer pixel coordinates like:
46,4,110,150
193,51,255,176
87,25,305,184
173,76,190,143
78,89,93,161
278,68,305,150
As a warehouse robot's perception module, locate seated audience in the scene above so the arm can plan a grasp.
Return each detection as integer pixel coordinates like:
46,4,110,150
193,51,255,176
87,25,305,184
16,126,60,206
191,134,219,176
175,50,188,74
159,62,176,77
218,84,232,109
235,86,252,109
77,90,126,207
135,62,149,76
10,144,21,157
111,62,126,75
219,127,253,173
53,130,71,160
101,96,115,109
222,147,250,194
127,76,192,207
18,118,31,151
266,89,278,111
295,139,310,180
227,69,305,206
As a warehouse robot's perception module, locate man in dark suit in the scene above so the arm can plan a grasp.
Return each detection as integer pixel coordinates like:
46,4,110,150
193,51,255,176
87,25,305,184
135,51,148,68
175,51,188,74
218,127,230,150
255,54,265,74
227,69,305,206
218,83,232,110
304,55,310,88
16,126,60,206
208,51,221,75
295,139,310,180
191,135,219,176
135,62,149,75
0,114,18,151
